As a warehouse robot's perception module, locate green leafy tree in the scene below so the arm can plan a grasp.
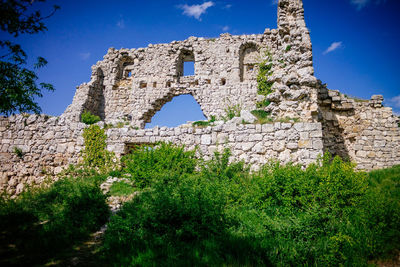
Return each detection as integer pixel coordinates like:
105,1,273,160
0,0,60,115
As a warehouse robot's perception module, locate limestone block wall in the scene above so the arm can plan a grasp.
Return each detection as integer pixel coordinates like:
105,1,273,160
0,115,84,195
318,87,400,170
0,114,324,195
106,122,324,169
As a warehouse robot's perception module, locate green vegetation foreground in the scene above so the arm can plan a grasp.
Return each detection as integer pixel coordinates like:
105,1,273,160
1,142,399,266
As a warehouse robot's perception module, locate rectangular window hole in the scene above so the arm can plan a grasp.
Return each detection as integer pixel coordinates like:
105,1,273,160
140,82,147,88
125,143,155,155
166,81,171,88
183,61,195,76
153,82,157,88
206,79,211,84
220,78,226,85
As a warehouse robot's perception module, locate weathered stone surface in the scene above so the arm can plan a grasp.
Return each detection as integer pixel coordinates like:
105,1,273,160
240,110,257,124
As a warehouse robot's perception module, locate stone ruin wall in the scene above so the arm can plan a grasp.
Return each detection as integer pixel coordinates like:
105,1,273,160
0,116,324,195
1,0,399,195
318,86,400,170
62,0,318,127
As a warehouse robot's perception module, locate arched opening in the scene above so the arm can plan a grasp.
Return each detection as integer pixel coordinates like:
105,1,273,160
239,43,259,82
145,94,206,128
117,55,134,80
176,49,195,77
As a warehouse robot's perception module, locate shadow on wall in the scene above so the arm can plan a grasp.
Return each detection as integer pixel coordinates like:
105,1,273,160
145,94,207,129
82,68,105,120
320,108,351,161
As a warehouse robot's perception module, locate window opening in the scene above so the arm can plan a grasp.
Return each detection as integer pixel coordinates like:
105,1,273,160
183,61,194,76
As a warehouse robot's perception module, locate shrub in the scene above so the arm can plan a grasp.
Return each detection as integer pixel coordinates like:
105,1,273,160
102,171,268,266
0,176,109,265
81,110,101,125
82,124,116,172
100,145,400,266
122,142,198,188
242,154,370,266
257,57,274,96
360,165,400,258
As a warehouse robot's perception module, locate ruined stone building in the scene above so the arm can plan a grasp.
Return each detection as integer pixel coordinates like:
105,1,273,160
1,0,399,195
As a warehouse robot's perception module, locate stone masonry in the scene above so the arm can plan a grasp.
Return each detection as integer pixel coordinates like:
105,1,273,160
1,0,399,195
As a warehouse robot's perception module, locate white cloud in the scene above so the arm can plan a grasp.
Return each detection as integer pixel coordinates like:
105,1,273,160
79,52,91,60
224,4,232,9
117,18,125,29
351,0,370,10
350,0,387,10
323,41,343,55
388,95,400,108
222,25,230,32
271,0,278,5
179,1,215,20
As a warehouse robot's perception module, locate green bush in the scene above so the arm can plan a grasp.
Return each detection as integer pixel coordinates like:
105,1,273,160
81,110,101,125
82,124,116,172
245,155,369,266
0,176,109,265
102,154,268,266
122,142,198,188
101,144,400,266
257,59,274,96
360,165,400,258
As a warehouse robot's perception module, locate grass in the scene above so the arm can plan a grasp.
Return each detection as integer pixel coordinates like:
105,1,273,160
109,181,136,196
222,104,241,121
193,115,216,128
251,109,273,124
256,98,270,108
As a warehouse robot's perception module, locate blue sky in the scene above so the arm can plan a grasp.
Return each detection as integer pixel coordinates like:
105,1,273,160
2,0,399,126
